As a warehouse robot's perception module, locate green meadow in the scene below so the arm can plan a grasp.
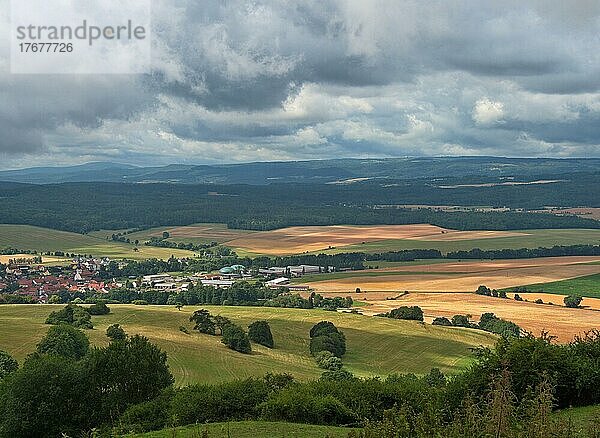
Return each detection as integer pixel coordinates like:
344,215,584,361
0,304,496,386
0,224,194,260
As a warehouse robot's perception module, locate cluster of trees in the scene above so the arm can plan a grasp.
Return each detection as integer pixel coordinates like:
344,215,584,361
375,303,521,338
309,321,347,365
0,294,33,304
475,285,508,298
1,177,598,234
433,313,521,337
189,309,273,354
45,303,94,329
564,294,583,308
377,306,424,321
1,327,600,436
99,257,188,279
45,302,111,329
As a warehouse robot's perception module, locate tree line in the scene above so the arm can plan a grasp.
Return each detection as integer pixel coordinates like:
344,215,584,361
45,283,353,312
94,244,600,281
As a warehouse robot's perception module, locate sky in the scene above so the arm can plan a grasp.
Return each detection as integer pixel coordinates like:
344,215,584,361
1,0,600,170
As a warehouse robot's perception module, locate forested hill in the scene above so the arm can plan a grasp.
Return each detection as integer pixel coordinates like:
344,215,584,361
1,156,599,184
0,175,598,233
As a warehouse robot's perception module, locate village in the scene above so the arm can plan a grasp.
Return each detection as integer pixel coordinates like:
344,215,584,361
0,255,326,303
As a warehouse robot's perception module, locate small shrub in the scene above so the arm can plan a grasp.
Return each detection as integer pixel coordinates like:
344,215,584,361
260,391,355,425
36,324,90,360
320,369,356,382
87,301,110,315
131,300,148,306
117,389,174,434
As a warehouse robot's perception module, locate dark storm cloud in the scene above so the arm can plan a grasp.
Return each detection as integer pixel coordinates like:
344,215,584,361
0,0,599,166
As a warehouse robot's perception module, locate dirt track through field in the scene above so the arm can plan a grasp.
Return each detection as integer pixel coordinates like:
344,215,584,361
226,224,523,255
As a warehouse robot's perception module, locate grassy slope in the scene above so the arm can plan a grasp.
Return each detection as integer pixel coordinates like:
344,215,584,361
90,223,257,246
130,421,358,438
321,229,600,255
0,224,194,260
511,273,600,298
0,304,496,386
555,405,600,435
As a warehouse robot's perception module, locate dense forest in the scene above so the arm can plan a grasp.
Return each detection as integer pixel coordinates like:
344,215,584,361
0,173,598,233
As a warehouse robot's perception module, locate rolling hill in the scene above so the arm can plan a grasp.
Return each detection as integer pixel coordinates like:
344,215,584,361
0,304,497,386
0,225,193,260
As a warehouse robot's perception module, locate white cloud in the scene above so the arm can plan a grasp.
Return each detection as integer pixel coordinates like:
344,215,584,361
472,98,505,125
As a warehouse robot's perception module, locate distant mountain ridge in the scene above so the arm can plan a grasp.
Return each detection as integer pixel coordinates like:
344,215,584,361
1,157,598,185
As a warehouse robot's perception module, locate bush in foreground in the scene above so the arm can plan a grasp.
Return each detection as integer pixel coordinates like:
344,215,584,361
315,351,343,371
36,324,90,360
0,350,18,380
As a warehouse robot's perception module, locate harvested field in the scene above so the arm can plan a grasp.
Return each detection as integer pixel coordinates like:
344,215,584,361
324,228,600,255
407,230,526,241
105,223,257,245
357,293,600,342
508,292,600,310
226,224,521,256
302,256,600,293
